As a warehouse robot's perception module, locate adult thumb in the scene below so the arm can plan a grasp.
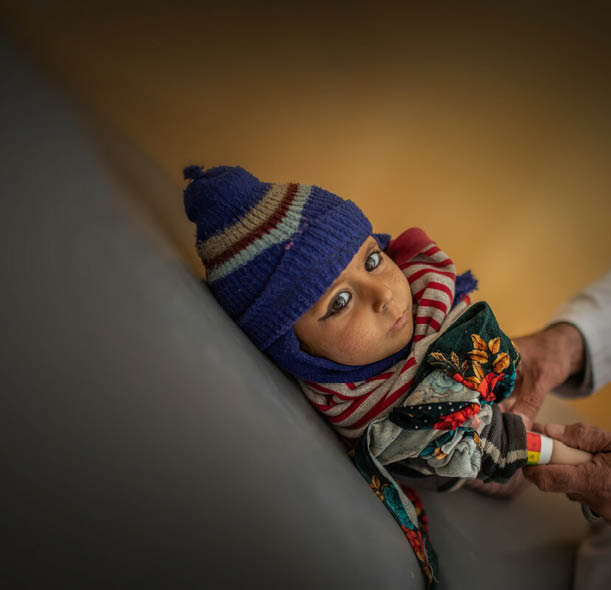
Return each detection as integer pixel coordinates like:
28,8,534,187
544,422,611,454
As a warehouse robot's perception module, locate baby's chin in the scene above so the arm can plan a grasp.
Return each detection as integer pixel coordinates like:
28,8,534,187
323,330,414,366
362,323,414,364
296,318,414,366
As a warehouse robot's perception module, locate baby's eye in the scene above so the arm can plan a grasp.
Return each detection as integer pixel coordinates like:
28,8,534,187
365,251,382,271
330,291,351,315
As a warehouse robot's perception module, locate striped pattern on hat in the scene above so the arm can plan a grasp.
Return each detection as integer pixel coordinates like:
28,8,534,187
183,165,372,351
197,182,312,283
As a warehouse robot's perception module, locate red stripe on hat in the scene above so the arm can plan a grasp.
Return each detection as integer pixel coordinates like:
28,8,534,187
207,183,299,267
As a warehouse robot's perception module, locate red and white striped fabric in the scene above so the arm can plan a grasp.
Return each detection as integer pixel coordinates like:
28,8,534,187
298,227,471,439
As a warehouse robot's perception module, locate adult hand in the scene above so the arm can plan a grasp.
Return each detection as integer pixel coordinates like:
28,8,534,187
465,469,526,499
523,422,611,524
510,323,586,430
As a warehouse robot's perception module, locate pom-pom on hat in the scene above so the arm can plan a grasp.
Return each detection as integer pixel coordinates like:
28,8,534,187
183,164,399,381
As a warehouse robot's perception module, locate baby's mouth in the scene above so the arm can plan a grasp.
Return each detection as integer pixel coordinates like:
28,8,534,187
390,309,408,332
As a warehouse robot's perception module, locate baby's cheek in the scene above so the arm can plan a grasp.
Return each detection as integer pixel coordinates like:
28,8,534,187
335,323,376,359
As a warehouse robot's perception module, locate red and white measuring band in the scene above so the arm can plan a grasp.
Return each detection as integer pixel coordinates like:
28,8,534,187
526,432,553,465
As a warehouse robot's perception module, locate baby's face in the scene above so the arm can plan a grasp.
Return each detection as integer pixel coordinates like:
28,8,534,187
293,236,413,365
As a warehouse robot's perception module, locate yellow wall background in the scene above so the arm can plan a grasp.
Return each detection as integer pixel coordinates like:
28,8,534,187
3,2,609,427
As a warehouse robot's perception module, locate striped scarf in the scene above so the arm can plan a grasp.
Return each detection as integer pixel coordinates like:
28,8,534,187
298,227,470,440
297,227,474,589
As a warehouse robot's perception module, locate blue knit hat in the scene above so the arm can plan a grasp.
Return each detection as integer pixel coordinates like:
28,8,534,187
183,164,417,382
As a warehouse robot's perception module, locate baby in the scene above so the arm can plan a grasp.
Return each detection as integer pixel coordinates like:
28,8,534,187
182,164,590,589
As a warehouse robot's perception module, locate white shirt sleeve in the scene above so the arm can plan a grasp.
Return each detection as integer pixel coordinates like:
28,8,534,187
546,270,611,398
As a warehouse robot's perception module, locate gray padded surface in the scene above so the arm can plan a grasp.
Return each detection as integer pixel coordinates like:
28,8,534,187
1,37,423,589
2,36,588,589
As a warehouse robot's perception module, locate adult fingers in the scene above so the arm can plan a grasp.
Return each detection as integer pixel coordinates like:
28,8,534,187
509,335,547,423
525,450,611,521
510,391,545,428
524,459,606,495
523,463,583,494
543,423,611,454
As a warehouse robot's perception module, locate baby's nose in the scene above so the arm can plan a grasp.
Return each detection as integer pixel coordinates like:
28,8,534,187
372,283,393,313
